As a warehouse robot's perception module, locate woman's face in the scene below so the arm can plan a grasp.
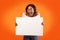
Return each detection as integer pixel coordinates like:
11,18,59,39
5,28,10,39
27,6,34,17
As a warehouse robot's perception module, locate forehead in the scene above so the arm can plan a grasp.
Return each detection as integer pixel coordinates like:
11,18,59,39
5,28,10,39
28,6,33,9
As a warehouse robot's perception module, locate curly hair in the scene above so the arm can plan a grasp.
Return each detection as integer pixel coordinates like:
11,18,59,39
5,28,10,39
25,4,37,16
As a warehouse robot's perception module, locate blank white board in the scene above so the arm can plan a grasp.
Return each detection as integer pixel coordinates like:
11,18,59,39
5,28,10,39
16,13,43,36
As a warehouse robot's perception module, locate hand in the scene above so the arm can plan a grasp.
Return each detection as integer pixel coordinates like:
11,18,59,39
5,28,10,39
41,22,44,25
15,23,17,26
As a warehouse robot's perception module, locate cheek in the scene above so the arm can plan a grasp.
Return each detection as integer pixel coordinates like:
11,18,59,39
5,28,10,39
32,11,34,14
32,9,34,13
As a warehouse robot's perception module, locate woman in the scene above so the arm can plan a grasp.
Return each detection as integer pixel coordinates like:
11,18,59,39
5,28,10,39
24,4,39,40
16,4,43,40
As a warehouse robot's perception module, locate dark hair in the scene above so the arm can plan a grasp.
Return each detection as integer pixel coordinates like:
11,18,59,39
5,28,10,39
25,4,37,16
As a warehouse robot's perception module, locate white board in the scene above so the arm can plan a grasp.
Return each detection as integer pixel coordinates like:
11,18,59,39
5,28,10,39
16,13,43,36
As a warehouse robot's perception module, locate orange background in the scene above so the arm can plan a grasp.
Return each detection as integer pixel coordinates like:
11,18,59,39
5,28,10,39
0,0,60,40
